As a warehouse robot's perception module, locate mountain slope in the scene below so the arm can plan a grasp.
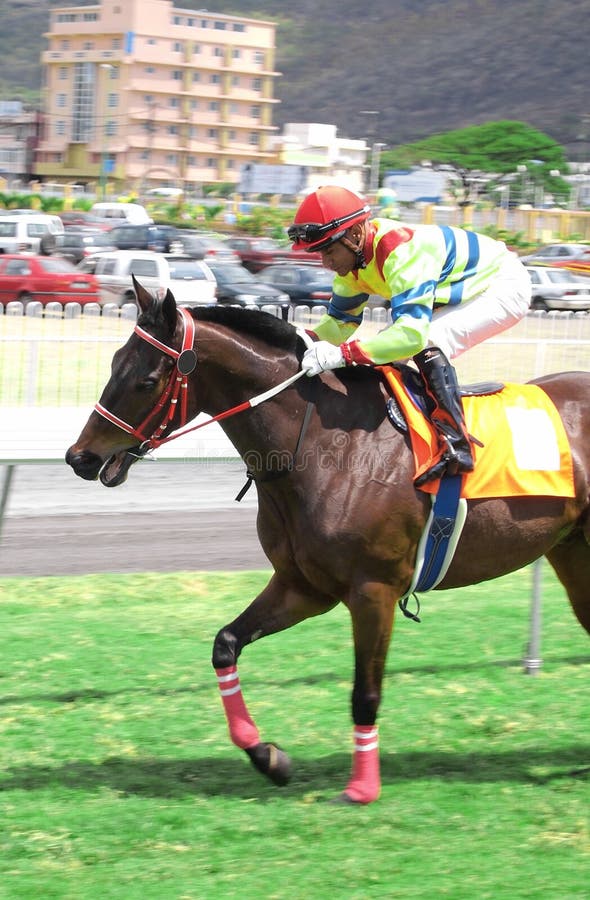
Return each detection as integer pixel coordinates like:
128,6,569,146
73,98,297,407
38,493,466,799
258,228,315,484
0,0,586,154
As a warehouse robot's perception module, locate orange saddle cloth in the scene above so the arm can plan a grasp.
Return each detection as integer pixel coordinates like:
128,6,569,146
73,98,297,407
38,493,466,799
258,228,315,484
379,367,575,500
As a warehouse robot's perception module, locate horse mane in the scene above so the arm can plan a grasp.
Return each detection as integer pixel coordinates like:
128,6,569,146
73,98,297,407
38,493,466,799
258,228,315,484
192,304,300,354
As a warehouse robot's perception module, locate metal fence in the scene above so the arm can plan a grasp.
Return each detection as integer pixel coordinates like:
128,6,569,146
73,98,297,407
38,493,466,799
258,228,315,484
2,301,590,409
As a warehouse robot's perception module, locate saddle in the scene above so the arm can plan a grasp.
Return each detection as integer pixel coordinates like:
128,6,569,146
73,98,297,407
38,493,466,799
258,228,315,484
378,364,575,502
384,363,503,435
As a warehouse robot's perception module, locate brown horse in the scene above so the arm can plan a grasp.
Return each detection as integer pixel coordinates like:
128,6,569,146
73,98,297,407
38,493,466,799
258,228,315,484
66,281,590,803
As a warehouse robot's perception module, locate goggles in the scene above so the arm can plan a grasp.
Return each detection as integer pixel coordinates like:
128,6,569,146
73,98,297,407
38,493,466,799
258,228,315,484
287,206,370,246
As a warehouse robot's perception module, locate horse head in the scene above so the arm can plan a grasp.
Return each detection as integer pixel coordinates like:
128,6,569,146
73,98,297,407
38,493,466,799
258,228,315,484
66,277,184,486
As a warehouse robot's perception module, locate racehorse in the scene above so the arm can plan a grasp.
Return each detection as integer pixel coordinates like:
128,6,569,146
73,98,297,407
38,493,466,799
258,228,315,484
66,279,590,803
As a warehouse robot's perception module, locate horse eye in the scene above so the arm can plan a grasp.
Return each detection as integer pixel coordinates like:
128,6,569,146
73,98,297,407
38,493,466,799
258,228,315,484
138,377,159,392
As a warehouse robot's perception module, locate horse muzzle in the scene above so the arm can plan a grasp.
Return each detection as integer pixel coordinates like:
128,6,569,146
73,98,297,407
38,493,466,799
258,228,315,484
65,446,103,481
65,445,142,487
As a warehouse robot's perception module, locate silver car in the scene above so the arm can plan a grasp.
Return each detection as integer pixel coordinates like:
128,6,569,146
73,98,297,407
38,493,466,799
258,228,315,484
526,265,590,311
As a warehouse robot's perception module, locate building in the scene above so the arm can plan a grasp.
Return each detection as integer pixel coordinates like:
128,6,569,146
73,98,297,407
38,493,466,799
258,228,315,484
34,0,280,195
0,101,42,188
272,123,368,196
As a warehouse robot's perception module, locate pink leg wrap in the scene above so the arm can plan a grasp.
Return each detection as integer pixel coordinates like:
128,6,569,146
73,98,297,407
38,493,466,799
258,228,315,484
344,725,381,803
215,665,260,750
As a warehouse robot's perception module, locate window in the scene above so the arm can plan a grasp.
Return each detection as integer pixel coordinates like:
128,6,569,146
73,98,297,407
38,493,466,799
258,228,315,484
107,93,118,108
249,132,259,145
233,23,245,33
252,78,262,92
210,74,220,84
168,125,179,135
173,42,183,52
251,105,261,118
58,67,68,80
56,120,66,135
209,101,219,112
253,51,264,65
130,258,159,278
57,94,67,108
71,62,94,142
214,21,226,30
169,97,179,108
5,259,32,275
172,70,182,81
208,128,218,139
214,47,224,57
192,72,200,82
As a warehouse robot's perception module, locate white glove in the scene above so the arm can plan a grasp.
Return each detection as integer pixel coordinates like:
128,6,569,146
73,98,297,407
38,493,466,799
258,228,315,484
301,341,346,377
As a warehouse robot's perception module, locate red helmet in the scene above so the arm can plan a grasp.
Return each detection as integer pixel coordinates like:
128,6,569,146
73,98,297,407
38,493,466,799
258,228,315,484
288,186,371,252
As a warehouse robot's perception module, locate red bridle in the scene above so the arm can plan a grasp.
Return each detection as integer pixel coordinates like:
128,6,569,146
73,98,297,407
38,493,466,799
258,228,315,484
94,307,197,451
94,307,309,454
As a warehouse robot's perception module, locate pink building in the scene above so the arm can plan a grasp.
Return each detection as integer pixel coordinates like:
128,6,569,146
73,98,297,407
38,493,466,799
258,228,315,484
35,0,280,194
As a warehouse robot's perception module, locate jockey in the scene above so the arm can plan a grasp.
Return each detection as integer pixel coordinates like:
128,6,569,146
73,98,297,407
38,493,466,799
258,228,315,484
288,185,531,485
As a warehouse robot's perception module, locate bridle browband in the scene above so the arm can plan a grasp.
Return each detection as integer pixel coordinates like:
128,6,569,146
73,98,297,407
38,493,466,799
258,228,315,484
93,307,309,455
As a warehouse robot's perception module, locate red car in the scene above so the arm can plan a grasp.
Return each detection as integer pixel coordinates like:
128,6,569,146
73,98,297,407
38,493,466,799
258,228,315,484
224,235,322,272
0,254,102,307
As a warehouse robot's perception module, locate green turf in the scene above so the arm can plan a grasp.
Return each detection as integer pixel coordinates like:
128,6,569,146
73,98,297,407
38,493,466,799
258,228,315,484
0,567,589,898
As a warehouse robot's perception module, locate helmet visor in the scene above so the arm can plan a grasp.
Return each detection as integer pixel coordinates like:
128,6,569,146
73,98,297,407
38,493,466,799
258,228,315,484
288,205,370,246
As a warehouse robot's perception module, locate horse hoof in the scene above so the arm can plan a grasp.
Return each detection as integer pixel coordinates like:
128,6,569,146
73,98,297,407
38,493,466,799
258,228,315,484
330,790,377,805
330,791,360,805
246,742,292,786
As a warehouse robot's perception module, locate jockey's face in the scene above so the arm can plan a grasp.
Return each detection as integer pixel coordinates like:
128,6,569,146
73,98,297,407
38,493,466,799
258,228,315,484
319,223,364,276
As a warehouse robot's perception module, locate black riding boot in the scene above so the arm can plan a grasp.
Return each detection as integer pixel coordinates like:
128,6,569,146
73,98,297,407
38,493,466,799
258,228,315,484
413,346,475,486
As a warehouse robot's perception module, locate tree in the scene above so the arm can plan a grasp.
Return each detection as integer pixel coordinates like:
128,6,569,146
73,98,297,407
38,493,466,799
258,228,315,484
382,121,570,206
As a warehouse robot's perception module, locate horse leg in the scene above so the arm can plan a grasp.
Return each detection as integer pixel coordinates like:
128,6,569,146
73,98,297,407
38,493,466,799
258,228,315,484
212,573,338,787
338,582,397,804
545,528,590,634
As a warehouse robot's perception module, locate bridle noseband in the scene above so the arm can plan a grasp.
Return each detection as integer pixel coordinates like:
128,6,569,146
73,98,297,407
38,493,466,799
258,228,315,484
94,307,197,451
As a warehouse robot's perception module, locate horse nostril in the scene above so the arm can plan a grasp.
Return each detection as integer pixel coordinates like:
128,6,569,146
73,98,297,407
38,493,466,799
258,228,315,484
65,447,103,480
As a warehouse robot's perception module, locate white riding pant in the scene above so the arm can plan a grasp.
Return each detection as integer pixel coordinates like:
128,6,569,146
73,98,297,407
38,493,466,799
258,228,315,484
428,254,531,360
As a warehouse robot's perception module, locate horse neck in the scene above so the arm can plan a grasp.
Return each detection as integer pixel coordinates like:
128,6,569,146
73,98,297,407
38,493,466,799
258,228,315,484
190,319,302,455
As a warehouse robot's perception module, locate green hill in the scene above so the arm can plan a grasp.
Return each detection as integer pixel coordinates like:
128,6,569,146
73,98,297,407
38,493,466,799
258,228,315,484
0,0,586,155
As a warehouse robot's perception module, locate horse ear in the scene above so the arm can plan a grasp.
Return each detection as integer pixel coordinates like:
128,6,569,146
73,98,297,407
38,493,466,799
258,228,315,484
162,288,177,335
132,275,153,314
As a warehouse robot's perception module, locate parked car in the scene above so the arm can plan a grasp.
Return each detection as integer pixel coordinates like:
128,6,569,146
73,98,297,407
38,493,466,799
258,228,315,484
175,231,241,264
521,243,590,265
49,229,116,265
206,261,290,317
0,213,64,255
0,253,101,307
254,263,334,306
224,235,322,272
58,211,114,231
106,223,185,253
78,250,216,307
526,265,590,311
90,202,153,225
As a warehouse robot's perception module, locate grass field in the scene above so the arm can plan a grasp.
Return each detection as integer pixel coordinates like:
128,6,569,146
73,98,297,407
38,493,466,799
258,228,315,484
1,566,589,898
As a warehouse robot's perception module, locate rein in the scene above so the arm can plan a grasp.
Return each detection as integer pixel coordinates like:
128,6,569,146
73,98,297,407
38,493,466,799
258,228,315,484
94,308,307,454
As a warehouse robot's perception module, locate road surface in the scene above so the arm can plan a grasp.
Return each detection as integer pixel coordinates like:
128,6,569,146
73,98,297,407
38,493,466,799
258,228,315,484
0,461,270,577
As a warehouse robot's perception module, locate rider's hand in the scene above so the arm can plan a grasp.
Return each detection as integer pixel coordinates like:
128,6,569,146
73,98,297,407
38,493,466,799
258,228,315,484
301,341,346,377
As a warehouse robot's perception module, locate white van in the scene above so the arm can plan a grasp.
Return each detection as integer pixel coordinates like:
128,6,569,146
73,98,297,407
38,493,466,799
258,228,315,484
0,213,64,254
90,202,153,225
78,250,217,307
